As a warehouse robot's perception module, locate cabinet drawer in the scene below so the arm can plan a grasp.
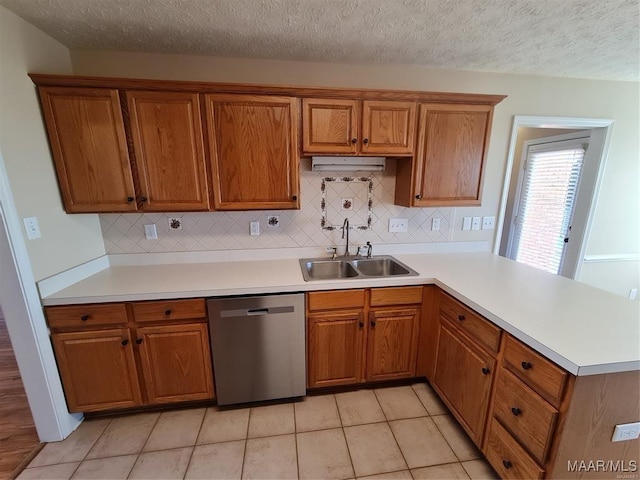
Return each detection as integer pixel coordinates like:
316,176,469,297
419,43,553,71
439,292,501,353
504,335,568,407
370,286,423,306
131,299,206,323
308,289,366,311
493,368,558,464
46,303,128,329
486,418,545,480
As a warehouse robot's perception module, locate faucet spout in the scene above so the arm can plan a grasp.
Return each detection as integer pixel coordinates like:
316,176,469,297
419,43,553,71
341,218,350,257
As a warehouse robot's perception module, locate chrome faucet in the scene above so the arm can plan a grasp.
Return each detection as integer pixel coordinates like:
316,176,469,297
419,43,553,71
365,241,373,259
341,218,350,257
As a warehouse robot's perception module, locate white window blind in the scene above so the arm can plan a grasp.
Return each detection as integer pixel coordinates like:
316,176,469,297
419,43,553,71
511,143,586,274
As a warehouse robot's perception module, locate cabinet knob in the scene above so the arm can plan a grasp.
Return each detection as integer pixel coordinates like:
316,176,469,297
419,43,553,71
165,309,172,316
370,320,376,328
521,361,533,370
481,367,490,375
502,460,513,469
292,195,298,201
80,315,89,321
121,339,129,346
126,196,134,203
140,196,148,202
363,138,369,145
511,407,522,416
415,194,422,200
359,321,364,328
136,338,143,345
457,314,465,321
351,138,357,144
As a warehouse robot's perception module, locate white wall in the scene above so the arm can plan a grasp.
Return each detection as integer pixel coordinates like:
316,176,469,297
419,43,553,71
71,50,640,296
0,7,105,282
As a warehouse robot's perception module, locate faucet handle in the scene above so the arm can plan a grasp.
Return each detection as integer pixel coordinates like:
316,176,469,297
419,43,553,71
327,246,338,260
366,241,373,259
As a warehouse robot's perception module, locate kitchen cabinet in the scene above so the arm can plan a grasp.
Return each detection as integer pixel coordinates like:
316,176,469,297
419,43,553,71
306,286,422,389
126,91,210,211
37,86,137,213
395,103,493,207
205,94,300,210
302,98,416,156
46,298,214,413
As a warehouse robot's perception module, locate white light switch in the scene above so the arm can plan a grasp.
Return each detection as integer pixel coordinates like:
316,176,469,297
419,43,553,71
23,217,41,239
612,422,640,442
482,216,495,230
431,217,441,231
144,224,158,240
462,217,472,231
471,217,481,231
250,222,260,236
389,218,408,233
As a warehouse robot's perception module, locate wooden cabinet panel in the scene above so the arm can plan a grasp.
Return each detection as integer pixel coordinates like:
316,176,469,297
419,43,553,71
493,368,558,464
37,87,137,213
52,329,142,412
307,311,365,388
433,322,495,444
136,323,214,404
485,418,545,480
370,286,423,307
361,100,416,155
131,299,206,323
127,91,210,211
205,94,299,210
366,308,420,382
308,289,366,311
302,98,359,154
46,303,128,330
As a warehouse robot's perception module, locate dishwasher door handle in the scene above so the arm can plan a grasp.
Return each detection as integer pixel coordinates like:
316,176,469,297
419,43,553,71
219,305,296,318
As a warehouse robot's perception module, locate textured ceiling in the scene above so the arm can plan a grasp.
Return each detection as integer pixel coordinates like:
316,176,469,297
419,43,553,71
2,0,638,81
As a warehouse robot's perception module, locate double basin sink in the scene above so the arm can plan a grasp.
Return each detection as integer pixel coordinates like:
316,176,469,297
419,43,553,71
300,255,419,281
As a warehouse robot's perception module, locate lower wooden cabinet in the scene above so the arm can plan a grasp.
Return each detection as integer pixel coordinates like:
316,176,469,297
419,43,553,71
46,299,214,413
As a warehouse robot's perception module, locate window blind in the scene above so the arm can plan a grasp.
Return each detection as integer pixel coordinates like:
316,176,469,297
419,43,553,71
511,145,585,274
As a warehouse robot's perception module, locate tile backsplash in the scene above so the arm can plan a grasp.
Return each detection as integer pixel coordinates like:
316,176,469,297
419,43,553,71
100,159,454,254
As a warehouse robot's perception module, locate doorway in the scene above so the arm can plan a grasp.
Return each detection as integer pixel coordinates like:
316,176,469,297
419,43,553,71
495,116,614,279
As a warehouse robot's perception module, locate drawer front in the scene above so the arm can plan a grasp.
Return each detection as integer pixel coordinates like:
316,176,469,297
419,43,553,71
370,286,423,306
308,289,366,311
493,368,558,464
504,334,568,407
486,418,545,480
46,303,128,329
439,292,501,353
131,299,206,323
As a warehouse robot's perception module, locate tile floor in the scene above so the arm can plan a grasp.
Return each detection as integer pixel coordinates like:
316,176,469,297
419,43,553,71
18,383,499,480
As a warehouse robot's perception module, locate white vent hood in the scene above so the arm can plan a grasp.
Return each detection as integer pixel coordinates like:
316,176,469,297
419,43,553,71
311,156,385,172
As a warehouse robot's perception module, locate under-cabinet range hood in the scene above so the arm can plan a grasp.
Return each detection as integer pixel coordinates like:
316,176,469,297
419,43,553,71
311,156,386,172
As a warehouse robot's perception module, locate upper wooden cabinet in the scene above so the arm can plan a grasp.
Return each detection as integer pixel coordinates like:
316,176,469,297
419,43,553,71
37,87,137,213
396,103,493,207
126,91,210,211
302,98,416,156
205,94,300,210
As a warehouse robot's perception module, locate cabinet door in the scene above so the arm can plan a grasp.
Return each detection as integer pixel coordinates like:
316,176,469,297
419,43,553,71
136,323,214,404
302,98,359,154
366,308,420,382
361,100,416,156
411,103,492,206
127,91,210,211
205,94,299,210
51,329,142,413
433,322,495,444
308,311,365,388
37,87,137,213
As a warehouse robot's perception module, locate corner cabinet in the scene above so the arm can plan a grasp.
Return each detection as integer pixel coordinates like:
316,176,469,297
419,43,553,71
205,94,300,210
395,103,494,206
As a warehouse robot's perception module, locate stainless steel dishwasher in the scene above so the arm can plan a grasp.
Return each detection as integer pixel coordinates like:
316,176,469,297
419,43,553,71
207,293,306,405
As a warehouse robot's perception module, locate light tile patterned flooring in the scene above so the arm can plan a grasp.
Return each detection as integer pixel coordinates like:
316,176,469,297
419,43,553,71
18,384,499,480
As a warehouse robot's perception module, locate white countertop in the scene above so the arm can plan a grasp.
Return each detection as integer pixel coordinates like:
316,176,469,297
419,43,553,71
41,252,640,377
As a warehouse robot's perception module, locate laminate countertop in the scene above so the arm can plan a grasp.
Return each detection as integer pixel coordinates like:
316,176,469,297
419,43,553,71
41,252,640,377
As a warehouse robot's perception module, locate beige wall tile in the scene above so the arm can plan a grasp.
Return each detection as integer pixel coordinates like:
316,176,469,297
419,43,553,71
143,408,205,452
432,415,481,461
374,386,427,420
335,390,386,426
242,434,298,480
247,404,295,438
412,462,471,479
185,441,245,479
197,407,250,444
297,428,353,480
389,417,457,469
344,423,407,477
71,455,137,479
86,413,159,459
294,394,341,432
128,447,192,479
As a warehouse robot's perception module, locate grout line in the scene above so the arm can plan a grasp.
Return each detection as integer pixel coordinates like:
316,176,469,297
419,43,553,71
182,408,207,479
292,401,300,480
239,406,252,479
331,393,356,479
124,412,163,479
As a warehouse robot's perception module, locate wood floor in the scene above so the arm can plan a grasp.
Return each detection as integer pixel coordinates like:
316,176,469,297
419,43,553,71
0,308,42,479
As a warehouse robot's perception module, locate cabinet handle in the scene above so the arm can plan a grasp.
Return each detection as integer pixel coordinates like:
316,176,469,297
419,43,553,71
363,138,369,145
481,367,490,375
521,361,533,370
121,339,129,346
127,196,134,203
511,407,522,416
351,138,357,144
502,460,512,469
415,194,422,200
80,315,89,321
457,314,465,321
140,196,148,202
292,195,298,201
165,309,172,316
136,338,143,345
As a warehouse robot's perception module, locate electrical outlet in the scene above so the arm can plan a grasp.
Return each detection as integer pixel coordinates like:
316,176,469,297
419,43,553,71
144,224,158,240
612,422,640,442
482,216,495,230
462,217,472,231
629,288,638,300
389,218,408,233
23,217,41,240
250,222,260,236
431,217,441,231
471,217,481,231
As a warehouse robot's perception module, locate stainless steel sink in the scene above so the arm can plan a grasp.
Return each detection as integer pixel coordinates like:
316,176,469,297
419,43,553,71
300,255,418,281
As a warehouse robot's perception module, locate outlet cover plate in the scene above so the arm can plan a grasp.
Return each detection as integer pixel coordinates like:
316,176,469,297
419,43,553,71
612,422,640,442
389,218,408,233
